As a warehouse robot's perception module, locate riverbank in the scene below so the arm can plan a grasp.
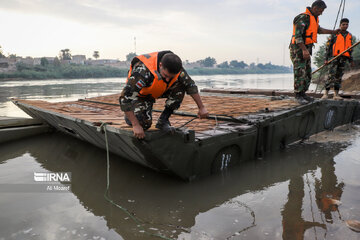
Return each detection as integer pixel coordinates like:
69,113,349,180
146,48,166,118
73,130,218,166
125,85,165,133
0,65,292,81
187,67,291,75
0,65,128,80
342,69,360,91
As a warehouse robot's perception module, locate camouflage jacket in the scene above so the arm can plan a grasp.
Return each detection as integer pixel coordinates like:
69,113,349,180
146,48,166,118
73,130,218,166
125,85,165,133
290,7,320,54
120,53,198,112
325,31,353,62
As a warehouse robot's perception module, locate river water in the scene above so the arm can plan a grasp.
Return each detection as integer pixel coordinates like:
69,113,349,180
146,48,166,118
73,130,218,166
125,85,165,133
0,74,360,240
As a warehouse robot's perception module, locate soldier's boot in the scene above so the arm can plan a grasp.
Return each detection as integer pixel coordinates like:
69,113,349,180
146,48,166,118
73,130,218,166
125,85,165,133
333,90,343,100
300,92,314,102
321,90,329,100
155,108,176,133
295,93,309,105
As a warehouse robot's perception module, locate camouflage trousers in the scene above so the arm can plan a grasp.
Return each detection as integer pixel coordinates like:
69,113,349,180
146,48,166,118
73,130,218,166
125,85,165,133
124,80,186,130
290,45,312,93
325,56,349,90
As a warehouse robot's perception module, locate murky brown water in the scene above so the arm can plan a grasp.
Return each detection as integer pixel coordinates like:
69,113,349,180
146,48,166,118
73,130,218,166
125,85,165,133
1,76,360,240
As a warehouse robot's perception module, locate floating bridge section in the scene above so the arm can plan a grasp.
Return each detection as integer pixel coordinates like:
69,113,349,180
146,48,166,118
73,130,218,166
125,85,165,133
0,117,50,144
12,92,360,180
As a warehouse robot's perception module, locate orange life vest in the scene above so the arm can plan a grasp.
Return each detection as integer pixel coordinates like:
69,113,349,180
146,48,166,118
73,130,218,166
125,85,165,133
127,52,180,99
332,32,352,57
291,8,319,45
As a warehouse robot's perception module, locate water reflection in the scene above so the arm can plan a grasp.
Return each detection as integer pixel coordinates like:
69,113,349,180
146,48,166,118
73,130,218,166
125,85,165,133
1,76,359,239
1,131,359,239
315,159,344,224
281,176,326,240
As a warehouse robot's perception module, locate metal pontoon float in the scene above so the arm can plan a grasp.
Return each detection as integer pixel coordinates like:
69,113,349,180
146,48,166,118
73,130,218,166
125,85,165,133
0,117,49,144
12,92,360,180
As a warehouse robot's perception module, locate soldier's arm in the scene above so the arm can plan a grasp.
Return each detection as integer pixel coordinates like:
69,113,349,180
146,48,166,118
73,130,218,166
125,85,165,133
119,63,153,112
293,15,311,59
190,93,209,119
293,15,307,45
124,111,145,139
119,64,153,138
318,27,339,35
178,68,199,95
325,35,335,61
178,69,209,118
298,43,310,59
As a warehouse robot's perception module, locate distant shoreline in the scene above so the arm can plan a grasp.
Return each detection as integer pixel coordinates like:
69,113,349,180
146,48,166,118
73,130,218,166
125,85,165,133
0,65,292,81
0,71,293,81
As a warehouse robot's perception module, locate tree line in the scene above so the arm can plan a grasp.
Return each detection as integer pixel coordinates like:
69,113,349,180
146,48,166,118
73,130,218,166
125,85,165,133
59,49,100,60
185,56,291,73
1,44,289,70
0,45,6,58
0,46,292,80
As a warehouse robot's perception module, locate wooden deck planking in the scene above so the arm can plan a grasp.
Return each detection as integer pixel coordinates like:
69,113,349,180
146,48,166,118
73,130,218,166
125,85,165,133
14,94,300,132
86,94,299,116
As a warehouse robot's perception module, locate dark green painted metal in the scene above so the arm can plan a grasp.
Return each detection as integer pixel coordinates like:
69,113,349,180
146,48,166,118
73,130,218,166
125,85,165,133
0,117,50,143
12,97,360,181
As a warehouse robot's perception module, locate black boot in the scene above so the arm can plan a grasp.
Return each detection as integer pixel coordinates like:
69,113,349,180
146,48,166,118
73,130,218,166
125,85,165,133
300,92,314,102
155,108,175,133
295,93,309,105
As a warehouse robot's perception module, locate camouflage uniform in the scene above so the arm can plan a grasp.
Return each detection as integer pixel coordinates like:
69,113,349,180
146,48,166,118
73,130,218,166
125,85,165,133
325,32,353,90
290,8,317,93
119,52,198,130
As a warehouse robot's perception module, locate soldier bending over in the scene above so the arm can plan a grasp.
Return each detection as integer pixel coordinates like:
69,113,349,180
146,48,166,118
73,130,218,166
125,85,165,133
119,51,209,139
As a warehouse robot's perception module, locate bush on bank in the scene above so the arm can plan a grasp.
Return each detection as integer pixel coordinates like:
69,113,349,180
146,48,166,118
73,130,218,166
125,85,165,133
0,63,292,80
0,64,128,80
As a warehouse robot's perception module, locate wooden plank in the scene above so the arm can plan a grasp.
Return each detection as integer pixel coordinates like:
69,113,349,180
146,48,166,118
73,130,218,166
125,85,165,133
201,88,360,99
13,94,303,133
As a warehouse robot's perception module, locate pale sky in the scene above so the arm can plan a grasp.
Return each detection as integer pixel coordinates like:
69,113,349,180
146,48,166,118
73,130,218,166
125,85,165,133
0,0,359,66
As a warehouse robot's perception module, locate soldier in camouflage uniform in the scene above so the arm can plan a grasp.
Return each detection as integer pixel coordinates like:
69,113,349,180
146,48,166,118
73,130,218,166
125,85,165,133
119,51,209,139
322,18,355,100
290,0,339,104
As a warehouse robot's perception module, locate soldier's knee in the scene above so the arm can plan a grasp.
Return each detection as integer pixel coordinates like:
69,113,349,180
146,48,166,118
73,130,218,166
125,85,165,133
166,102,181,110
165,95,184,110
124,111,153,130
137,111,153,130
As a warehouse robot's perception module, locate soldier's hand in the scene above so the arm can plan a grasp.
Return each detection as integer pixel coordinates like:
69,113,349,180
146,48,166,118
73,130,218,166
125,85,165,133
133,125,145,139
198,107,209,119
324,60,329,65
302,49,310,60
333,29,341,35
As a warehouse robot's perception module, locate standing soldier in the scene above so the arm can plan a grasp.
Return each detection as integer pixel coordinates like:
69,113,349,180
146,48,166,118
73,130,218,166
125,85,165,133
290,0,340,104
119,51,209,139
322,18,355,100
